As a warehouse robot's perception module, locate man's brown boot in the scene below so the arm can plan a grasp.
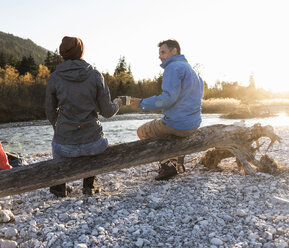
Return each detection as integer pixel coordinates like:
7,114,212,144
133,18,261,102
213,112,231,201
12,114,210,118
155,160,178,180
176,155,186,173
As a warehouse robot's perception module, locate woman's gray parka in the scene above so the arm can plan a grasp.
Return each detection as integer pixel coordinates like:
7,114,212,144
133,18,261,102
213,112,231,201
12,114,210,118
45,59,119,145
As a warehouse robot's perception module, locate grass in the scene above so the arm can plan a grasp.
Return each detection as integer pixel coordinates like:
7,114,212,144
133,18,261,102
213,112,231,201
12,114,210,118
202,98,241,113
202,98,289,119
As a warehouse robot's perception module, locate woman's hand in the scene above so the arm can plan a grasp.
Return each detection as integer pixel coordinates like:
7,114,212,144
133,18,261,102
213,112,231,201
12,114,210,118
113,98,122,107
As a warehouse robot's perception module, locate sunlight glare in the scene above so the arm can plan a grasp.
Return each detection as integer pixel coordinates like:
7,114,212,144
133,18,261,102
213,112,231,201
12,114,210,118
271,112,289,127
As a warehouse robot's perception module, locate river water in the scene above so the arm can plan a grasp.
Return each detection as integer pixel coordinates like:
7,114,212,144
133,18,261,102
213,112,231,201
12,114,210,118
1,113,289,155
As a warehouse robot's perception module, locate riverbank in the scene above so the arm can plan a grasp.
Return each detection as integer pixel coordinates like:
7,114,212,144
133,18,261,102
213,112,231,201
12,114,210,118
1,98,289,124
0,127,288,247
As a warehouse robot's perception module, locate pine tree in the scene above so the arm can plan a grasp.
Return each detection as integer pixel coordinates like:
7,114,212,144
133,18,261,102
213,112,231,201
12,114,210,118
17,55,37,76
44,51,53,70
7,54,17,67
0,52,5,68
114,56,131,76
27,55,37,76
17,56,28,75
51,50,62,72
44,50,62,72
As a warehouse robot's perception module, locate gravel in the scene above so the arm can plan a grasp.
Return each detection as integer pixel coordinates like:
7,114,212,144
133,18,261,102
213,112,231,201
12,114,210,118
0,127,288,247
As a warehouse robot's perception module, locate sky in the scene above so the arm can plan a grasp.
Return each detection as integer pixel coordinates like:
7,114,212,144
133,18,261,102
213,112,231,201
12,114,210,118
1,0,288,92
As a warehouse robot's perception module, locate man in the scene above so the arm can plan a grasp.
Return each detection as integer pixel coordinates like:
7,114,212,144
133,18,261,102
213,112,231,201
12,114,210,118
131,39,204,180
46,36,122,197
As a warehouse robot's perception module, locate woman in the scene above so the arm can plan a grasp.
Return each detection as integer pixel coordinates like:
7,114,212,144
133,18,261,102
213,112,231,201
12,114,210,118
45,36,121,197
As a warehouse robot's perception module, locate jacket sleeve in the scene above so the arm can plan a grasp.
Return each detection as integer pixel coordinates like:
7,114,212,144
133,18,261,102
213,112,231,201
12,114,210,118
96,72,119,118
45,75,58,128
140,64,183,110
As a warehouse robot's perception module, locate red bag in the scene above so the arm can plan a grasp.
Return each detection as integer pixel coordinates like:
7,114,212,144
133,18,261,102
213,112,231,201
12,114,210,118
0,142,12,170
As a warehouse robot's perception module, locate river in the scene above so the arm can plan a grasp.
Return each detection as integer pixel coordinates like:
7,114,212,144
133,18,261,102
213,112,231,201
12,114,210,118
0,113,289,155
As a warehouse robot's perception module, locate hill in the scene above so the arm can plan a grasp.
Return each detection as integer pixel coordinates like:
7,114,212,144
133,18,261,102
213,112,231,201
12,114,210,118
0,31,48,65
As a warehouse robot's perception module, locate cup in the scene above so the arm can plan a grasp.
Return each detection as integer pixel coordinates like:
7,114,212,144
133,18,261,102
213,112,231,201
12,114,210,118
118,96,131,105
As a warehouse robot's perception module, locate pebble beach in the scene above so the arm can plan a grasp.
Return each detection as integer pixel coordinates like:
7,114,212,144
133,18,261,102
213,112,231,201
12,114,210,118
0,126,289,248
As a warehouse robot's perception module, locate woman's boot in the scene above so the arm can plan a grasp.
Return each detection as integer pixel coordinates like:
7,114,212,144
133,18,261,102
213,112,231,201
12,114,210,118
83,176,100,196
50,183,72,197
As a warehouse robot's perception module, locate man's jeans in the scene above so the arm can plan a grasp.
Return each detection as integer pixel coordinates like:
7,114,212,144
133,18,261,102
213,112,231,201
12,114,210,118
52,137,108,160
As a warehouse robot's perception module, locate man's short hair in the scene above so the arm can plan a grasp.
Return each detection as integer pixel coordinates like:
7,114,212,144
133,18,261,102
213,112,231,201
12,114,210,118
158,39,181,54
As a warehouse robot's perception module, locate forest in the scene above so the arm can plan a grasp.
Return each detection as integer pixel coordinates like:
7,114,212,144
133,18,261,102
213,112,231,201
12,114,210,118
0,31,47,65
0,49,288,123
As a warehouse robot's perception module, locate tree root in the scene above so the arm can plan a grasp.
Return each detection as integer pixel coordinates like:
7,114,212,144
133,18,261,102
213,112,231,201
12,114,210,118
199,123,282,175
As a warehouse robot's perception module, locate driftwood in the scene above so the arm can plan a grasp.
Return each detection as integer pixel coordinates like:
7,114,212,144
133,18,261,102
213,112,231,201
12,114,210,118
0,124,281,198
199,124,281,174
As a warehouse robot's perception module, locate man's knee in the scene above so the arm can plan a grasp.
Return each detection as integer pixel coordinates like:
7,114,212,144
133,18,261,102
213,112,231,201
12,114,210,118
137,127,146,140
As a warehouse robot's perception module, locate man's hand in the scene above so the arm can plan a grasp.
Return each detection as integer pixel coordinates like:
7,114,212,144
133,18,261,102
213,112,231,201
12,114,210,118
130,97,142,109
113,98,122,107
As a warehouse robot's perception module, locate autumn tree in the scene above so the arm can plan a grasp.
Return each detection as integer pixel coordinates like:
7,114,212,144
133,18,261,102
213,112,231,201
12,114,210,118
36,64,50,82
19,72,34,83
4,65,19,83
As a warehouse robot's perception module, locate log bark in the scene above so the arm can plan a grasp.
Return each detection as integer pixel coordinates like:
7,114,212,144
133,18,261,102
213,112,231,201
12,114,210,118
0,124,281,198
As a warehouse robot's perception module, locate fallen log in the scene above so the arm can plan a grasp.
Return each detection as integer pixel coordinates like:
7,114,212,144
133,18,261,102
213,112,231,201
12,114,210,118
0,124,281,198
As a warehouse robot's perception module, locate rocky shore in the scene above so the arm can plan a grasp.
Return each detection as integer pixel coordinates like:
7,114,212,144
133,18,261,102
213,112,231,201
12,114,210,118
0,127,288,248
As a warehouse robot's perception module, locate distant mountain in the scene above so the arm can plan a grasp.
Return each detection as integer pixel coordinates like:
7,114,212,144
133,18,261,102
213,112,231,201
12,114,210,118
0,31,48,65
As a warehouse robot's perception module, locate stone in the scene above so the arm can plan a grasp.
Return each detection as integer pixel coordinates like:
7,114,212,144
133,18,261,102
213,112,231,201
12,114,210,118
135,238,144,248
267,226,277,235
236,209,248,217
167,236,174,242
272,196,289,204
221,213,234,222
59,213,69,221
132,229,141,236
0,239,18,248
275,239,288,248
199,220,209,227
182,216,192,224
264,231,273,241
78,234,89,243
97,226,106,233
210,238,223,246
248,233,259,241
0,210,15,223
263,242,273,248
29,220,37,226
74,244,88,248
4,227,18,238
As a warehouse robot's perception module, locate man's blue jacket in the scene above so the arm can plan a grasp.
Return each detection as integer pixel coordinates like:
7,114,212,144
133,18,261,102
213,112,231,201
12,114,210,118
140,54,204,130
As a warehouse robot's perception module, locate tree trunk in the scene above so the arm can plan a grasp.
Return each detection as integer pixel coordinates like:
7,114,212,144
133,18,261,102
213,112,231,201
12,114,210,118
0,124,280,198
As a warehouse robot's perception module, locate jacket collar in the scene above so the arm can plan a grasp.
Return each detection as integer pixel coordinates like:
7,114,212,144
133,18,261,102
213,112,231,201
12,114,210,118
160,54,187,69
